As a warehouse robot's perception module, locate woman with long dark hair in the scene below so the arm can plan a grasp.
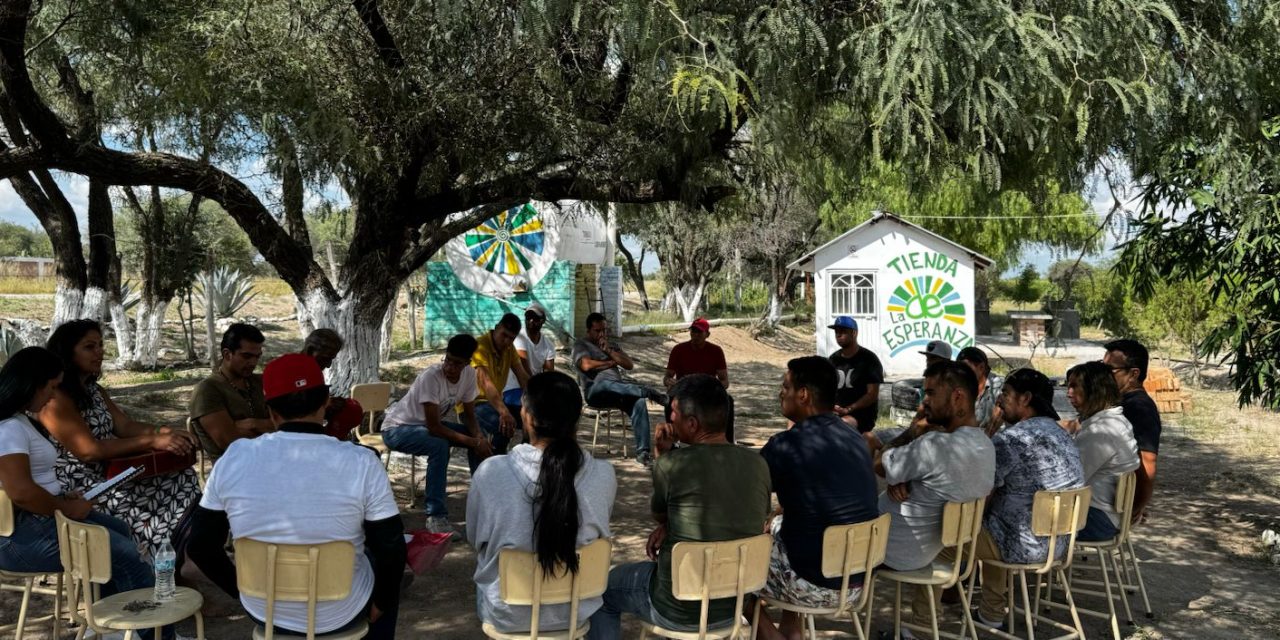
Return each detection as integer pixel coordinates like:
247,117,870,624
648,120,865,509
0,347,159,607
467,370,616,633
1065,361,1141,542
39,320,201,552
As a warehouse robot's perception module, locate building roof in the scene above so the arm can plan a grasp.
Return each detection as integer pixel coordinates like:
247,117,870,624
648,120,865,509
787,211,995,273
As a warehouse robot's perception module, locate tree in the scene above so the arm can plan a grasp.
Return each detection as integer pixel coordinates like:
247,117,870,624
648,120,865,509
616,201,736,322
1010,265,1043,308
1120,1,1280,409
1131,278,1234,385
816,162,1103,272
0,0,1204,389
0,221,51,257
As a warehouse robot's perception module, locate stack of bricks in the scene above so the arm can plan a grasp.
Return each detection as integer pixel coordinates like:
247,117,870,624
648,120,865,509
1143,366,1193,414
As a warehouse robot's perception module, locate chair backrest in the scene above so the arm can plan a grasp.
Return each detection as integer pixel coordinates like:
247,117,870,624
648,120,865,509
234,539,357,640
496,538,612,639
818,513,891,615
1030,486,1092,572
54,511,113,632
939,497,986,586
1111,471,1138,541
350,382,393,434
669,533,772,638
0,488,14,536
351,383,392,413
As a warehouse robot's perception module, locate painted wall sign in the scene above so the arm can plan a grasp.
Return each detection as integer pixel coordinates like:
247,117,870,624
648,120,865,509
881,251,975,356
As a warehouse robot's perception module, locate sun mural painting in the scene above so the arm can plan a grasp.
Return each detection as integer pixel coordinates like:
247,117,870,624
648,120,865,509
445,203,561,295
887,275,967,325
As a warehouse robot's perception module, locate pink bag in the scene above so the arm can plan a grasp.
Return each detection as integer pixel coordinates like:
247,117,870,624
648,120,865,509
404,530,452,575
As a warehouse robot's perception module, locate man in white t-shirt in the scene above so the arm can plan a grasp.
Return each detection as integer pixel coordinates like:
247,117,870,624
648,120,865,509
501,304,557,427
874,360,995,630
380,334,488,537
187,353,405,639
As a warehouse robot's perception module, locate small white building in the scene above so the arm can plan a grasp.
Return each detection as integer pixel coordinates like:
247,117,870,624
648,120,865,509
788,212,993,376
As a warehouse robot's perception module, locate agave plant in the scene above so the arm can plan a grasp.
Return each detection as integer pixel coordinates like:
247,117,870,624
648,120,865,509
0,325,24,362
196,266,258,319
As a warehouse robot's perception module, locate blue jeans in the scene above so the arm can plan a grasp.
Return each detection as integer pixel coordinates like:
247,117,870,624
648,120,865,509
585,380,652,454
382,420,503,518
1076,506,1120,542
0,509,171,640
587,562,725,639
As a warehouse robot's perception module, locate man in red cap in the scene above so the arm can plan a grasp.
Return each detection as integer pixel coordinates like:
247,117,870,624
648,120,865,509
663,317,734,441
187,354,406,639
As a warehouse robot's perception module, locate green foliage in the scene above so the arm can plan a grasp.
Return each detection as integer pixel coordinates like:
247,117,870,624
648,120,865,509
116,196,258,279
1131,278,1235,367
1008,265,1045,307
1119,0,1280,409
0,222,53,258
815,162,1102,271
196,267,258,319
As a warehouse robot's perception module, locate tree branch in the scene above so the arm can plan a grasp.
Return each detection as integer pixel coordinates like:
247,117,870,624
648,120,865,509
351,0,409,73
398,201,519,277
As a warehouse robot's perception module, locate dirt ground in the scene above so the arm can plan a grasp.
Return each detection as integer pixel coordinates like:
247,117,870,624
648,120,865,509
4,298,1280,639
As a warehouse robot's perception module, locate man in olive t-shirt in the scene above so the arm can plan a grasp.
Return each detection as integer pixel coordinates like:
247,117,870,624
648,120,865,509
189,323,272,461
588,375,770,638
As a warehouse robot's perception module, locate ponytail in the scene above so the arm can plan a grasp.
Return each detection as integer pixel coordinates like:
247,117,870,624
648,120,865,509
534,434,583,575
524,371,586,576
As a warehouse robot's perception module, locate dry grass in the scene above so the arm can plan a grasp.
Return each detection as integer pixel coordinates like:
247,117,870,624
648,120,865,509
0,276,56,294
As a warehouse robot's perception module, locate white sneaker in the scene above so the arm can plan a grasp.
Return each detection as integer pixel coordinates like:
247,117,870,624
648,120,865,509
425,515,460,541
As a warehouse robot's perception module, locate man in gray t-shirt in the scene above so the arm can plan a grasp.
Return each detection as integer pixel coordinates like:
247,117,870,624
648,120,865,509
875,361,995,628
570,312,665,466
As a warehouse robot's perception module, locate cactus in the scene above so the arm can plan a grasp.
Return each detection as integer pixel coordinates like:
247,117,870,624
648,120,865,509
196,266,258,319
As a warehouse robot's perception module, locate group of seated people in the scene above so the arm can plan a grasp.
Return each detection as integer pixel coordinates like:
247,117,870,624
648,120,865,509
0,308,1162,639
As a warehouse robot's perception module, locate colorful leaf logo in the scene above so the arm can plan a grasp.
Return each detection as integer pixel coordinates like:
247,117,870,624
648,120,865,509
463,204,546,275
887,276,966,325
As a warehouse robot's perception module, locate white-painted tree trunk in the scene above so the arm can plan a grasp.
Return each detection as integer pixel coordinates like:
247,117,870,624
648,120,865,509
673,279,707,323
298,288,392,396
52,281,85,329
109,301,134,366
124,299,168,368
765,290,783,327
294,300,315,339
660,289,676,313
82,287,108,323
379,292,396,362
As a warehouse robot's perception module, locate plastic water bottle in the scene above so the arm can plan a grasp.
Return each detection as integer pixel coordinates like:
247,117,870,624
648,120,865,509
153,540,176,602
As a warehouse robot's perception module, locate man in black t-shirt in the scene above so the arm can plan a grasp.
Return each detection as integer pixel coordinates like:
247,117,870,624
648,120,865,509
755,356,880,640
827,316,884,432
1102,339,1162,523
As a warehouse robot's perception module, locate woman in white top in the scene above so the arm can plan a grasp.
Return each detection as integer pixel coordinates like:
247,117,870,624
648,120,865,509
467,370,616,633
1065,361,1141,542
0,347,159,606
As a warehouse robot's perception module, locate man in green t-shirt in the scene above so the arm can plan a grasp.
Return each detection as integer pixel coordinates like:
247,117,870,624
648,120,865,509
188,323,273,462
471,313,530,457
588,375,771,638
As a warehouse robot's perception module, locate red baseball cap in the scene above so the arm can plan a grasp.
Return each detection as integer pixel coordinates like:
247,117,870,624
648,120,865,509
689,318,710,333
263,353,327,401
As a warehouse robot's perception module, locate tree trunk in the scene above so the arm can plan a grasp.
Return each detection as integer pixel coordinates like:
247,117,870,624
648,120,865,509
407,289,418,351
204,273,217,369
614,228,650,310
126,298,169,369
297,285,396,395
379,288,396,362
660,289,675,313
325,241,339,283
83,179,117,323
673,278,707,323
733,247,743,313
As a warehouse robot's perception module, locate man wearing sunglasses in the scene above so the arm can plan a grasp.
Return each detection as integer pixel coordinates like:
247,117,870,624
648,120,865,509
1101,339,1162,524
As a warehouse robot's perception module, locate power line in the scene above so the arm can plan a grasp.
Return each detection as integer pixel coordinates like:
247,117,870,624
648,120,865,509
898,213,1105,219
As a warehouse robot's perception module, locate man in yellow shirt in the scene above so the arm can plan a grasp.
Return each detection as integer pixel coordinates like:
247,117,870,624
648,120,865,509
472,313,530,455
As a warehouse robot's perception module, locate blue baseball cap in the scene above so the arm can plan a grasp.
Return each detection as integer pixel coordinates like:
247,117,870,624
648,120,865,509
827,316,858,330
